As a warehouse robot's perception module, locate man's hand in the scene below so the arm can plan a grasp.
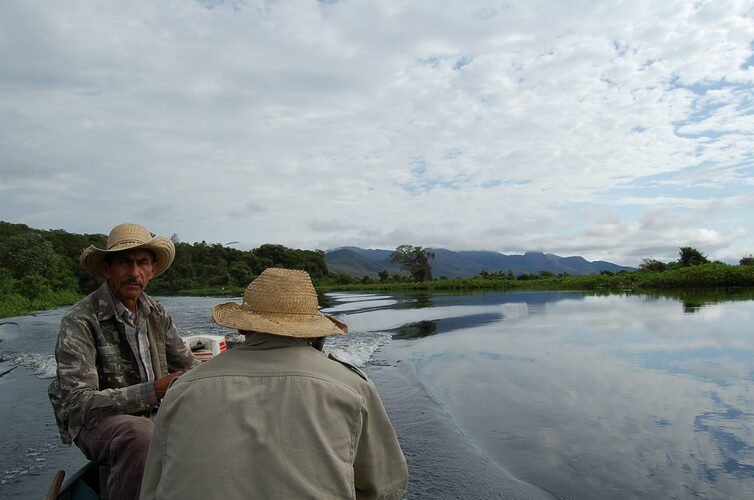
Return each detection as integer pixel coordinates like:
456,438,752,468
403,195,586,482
154,371,184,401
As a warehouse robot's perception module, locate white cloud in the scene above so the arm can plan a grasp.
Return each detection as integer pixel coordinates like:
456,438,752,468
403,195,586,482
1,0,753,266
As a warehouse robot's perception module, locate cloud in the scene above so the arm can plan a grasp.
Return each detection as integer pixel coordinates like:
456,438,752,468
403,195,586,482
1,0,753,266
227,201,267,218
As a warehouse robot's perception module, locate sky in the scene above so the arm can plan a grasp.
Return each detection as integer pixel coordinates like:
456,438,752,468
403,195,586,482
1,0,753,267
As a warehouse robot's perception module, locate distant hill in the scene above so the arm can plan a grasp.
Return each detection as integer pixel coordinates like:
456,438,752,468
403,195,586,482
324,247,635,278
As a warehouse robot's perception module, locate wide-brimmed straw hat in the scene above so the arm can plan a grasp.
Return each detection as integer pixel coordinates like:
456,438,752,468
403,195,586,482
80,223,176,278
212,268,348,338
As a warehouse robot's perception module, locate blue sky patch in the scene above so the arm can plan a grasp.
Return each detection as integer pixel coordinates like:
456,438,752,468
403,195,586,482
613,40,630,57
399,178,464,194
481,179,503,188
397,158,470,193
670,80,754,136
444,148,462,159
480,179,531,189
453,56,473,71
419,56,442,68
604,163,751,200
741,42,754,70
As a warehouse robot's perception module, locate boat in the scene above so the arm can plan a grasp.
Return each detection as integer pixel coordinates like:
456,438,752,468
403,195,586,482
183,334,229,362
46,461,99,500
47,334,234,499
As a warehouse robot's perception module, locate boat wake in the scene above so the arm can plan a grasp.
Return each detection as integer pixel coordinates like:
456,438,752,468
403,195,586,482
0,351,56,379
324,330,392,368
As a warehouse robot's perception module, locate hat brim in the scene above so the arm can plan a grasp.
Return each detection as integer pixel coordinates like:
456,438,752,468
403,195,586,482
212,302,348,337
80,236,175,278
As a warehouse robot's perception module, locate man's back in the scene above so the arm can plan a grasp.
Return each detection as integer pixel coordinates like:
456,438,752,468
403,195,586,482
142,334,408,500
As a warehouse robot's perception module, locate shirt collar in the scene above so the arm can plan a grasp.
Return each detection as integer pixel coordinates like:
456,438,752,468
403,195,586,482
107,284,152,321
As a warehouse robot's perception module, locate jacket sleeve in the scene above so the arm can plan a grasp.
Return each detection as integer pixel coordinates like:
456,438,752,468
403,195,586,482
353,382,409,500
155,304,199,371
140,409,164,500
54,315,158,441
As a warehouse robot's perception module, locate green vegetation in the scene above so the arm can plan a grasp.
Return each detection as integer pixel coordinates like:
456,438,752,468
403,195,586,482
149,242,329,294
318,263,754,292
0,222,329,318
2,221,753,318
0,223,102,318
319,246,754,293
390,245,435,282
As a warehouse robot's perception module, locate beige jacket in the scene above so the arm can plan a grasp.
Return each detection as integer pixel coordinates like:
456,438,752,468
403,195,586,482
141,334,408,500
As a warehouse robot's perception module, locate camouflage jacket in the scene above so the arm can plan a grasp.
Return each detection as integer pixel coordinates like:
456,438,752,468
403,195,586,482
48,282,198,444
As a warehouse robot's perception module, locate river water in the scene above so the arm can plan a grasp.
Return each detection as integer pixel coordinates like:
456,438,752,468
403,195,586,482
1,290,753,499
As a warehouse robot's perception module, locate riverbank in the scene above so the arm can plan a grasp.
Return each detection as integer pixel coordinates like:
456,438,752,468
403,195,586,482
0,290,81,320
4,264,753,319
317,263,754,293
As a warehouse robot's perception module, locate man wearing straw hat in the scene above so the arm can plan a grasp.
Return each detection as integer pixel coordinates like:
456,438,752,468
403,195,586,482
141,267,408,500
49,223,198,500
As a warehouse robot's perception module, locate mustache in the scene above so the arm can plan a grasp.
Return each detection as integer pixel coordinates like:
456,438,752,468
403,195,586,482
122,278,143,287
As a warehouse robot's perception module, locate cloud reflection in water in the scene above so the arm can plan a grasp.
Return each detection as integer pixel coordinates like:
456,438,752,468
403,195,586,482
344,291,754,499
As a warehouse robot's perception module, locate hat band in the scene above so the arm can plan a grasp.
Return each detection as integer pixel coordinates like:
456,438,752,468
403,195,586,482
109,238,152,248
244,308,323,318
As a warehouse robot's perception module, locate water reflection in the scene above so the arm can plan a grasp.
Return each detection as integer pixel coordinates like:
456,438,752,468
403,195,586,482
338,288,754,500
339,290,583,334
391,313,503,339
683,300,704,313
613,288,754,314
392,320,438,339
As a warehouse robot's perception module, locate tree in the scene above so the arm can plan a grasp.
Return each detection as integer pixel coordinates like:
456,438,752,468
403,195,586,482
0,233,59,278
228,262,253,287
678,247,709,267
639,258,668,272
378,269,389,282
390,245,435,282
740,254,754,266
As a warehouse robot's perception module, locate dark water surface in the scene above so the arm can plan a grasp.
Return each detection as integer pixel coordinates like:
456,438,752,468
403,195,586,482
2,290,753,499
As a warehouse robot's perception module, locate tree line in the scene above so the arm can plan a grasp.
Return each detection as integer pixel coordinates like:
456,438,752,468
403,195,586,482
153,237,329,294
0,221,330,317
331,245,754,289
639,246,754,271
2,220,754,317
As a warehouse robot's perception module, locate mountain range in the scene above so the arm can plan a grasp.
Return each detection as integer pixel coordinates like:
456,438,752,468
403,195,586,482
324,247,635,278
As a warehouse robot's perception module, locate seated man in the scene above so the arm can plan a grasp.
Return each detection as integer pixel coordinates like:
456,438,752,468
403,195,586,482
48,223,198,500
141,268,409,500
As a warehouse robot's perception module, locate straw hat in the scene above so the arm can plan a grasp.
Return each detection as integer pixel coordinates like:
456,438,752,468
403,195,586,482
212,268,348,338
80,223,176,278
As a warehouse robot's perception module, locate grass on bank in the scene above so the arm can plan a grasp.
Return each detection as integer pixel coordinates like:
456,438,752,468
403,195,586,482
316,263,754,293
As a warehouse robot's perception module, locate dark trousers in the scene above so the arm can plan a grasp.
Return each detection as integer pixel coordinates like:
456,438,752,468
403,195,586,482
75,415,154,500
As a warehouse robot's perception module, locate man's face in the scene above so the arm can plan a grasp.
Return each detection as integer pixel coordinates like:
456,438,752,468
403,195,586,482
102,248,155,304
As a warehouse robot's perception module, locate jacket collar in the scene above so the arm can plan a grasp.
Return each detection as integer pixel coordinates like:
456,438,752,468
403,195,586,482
242,332,311,350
